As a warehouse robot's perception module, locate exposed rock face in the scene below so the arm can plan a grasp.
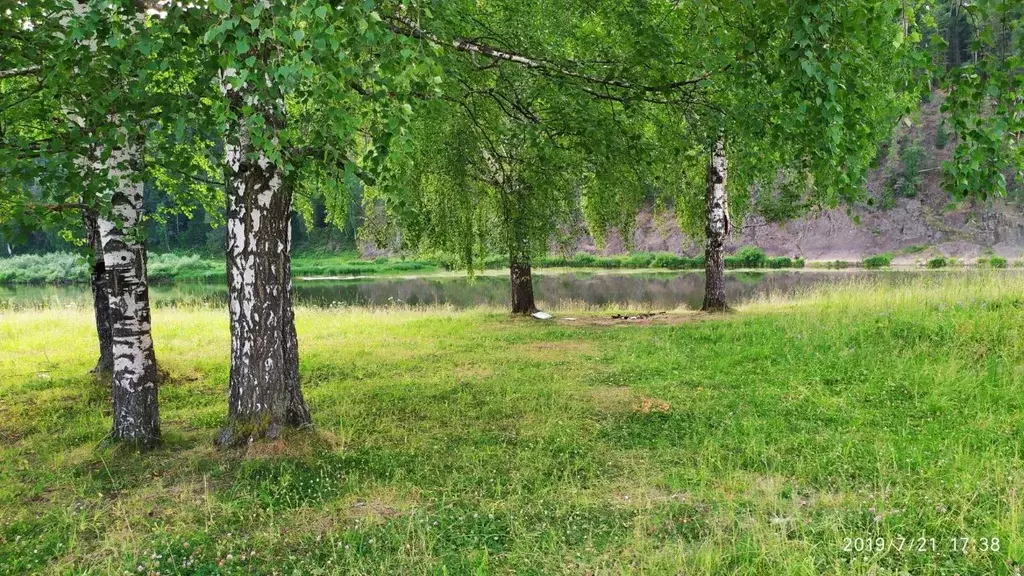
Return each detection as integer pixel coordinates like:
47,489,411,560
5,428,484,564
568,188,1023,263
571,96,1024,262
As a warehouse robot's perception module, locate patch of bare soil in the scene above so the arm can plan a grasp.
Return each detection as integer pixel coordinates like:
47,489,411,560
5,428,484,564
557,311,709,327
586,387,673,415
635,397,671,413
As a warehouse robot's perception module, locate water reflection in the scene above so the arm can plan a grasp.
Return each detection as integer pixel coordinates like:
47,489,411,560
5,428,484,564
0,270,929,311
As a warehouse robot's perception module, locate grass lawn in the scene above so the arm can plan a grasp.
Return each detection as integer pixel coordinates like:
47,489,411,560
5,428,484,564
1,273,1022,574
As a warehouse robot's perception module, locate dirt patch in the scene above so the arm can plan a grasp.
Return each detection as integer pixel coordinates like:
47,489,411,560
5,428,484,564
587,387,673,414
346,497,404,521
612,312,666,320
635,397,671,413
239,429,340,459
558,312,708,328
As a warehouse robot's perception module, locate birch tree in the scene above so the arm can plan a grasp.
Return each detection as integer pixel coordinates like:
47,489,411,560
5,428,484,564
2,1,215,448
571,0,919,311
202,0,430,445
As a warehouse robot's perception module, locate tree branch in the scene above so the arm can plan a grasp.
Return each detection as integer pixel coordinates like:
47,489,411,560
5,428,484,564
386,15,718,96
25,202,91,213
0,65,42,80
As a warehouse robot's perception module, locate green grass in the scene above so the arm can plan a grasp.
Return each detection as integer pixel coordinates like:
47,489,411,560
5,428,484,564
1,273,1023,574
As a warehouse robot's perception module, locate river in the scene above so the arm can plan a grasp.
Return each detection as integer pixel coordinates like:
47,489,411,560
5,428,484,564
0,269,946,311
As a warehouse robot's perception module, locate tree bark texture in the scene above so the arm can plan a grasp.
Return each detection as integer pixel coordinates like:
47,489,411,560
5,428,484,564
99,141,160,448
83,210,114,374
702,136,731,313
506,187,537,315
510,258,537,314
218,113,311,447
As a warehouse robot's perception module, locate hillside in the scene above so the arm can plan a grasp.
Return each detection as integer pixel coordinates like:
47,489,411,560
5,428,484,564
569,95,1024,264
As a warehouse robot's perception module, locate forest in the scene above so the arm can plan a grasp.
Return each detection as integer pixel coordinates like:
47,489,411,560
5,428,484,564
1,1,1023,574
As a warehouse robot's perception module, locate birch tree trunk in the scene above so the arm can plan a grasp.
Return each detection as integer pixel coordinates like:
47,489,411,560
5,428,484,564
83,210,114,374
99,141,160,448
702,135,731,313
217,114,311,447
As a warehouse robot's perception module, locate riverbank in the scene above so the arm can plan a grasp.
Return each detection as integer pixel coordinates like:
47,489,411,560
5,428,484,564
0,249,809,285
3,249,1020,286
1,273,1021,573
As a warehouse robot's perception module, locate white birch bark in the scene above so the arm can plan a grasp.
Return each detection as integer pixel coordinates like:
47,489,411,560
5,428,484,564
98,137,160,447
702,135,731,312
218,83,310,446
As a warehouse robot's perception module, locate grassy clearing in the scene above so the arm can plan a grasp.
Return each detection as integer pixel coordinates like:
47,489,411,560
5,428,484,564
1,273,1022,574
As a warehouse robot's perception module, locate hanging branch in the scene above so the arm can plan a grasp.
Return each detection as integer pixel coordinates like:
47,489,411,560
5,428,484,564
385,15,720,97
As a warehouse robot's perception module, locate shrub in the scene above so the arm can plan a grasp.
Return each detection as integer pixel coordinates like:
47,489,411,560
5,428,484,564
0,253,88,284
650,253,703,269
571,254,597,267
935,121,949,149
147,253,222,281
863,254,892,269
726,246,767,269
926,257,947,269
895,142,924,198
767,257,793,269
826,260,853,270
793,258,806,269
622,253,655,268
537,255,566,267
990,257,1008,269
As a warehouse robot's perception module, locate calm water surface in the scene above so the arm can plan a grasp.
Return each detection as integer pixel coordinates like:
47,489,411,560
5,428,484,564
0,269,942,311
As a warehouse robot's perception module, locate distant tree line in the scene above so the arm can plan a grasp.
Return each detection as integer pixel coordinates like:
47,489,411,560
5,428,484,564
2,182,363,255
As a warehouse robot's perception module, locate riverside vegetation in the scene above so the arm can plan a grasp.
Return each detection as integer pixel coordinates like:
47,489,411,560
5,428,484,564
0,248,806,285
1,273,1021,574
